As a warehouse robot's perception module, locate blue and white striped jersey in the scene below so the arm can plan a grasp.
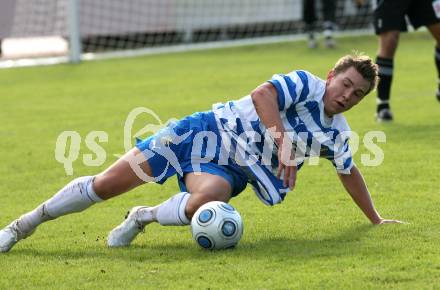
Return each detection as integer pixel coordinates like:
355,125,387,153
212,70,354,206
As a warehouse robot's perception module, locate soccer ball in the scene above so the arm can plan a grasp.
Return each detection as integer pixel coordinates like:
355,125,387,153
191,201,243,250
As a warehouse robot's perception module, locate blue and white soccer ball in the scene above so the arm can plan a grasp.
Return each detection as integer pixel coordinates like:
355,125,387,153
191,201,243,250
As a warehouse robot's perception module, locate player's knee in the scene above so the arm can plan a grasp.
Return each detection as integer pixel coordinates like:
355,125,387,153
379,31,399,57
386,34,399,48
389,35,399,48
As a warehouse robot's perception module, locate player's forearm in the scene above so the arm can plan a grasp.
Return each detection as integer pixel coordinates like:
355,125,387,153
251,83,286,146
338,166,382,224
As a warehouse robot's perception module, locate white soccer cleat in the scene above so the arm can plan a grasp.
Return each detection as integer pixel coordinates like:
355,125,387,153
0,221,20,253
107,206,148,247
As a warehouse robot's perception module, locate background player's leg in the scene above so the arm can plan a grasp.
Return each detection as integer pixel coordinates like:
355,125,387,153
427,23,440,101
303,0,318,48
0,147,152,252
376,30,400,122
107,172,232,247
322,0,337,48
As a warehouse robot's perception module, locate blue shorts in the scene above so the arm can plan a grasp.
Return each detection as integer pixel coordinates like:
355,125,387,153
135,111,248,197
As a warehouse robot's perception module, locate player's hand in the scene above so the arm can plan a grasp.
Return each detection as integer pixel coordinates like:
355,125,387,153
276,137,297,191
375,218,407,225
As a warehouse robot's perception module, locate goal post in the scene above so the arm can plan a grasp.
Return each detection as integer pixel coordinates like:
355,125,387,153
0,0,373,68
68,0,81,63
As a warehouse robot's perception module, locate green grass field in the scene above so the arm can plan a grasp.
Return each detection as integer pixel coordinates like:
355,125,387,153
0,32,439,289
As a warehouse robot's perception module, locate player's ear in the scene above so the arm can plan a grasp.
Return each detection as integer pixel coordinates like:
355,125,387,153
326,69,335,81
325,70,335,87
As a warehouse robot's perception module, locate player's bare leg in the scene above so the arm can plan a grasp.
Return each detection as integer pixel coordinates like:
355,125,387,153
184,172,232,218
0,147,153,252
427,23,440,102
107,172,232,247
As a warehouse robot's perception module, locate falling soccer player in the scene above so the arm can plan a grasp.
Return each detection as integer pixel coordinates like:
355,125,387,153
0,53,403,252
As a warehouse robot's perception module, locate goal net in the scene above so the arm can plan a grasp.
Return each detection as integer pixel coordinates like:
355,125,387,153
0,0,373,66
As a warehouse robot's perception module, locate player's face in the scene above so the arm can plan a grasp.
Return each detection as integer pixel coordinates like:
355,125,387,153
323,66,371,116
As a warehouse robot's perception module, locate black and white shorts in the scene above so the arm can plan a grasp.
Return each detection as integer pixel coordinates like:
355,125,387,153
373,0,440,34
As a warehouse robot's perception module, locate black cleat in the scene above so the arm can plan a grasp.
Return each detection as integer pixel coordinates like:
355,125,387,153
376,108,393,123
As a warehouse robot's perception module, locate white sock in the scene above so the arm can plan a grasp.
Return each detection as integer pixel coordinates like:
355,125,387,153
16,176,102,237
45,176,102,216
140,192,190,226
136,207,156,224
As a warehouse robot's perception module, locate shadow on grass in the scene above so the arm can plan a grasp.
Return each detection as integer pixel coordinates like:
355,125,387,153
6,223,383,263
239,223,380,260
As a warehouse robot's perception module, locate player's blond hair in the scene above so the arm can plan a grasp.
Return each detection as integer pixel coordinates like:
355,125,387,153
333,53,379,94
